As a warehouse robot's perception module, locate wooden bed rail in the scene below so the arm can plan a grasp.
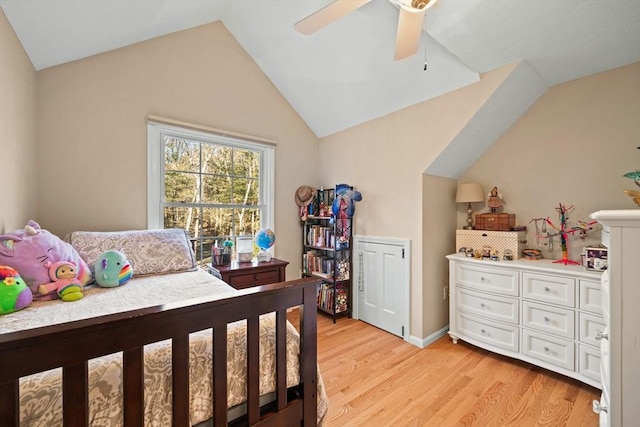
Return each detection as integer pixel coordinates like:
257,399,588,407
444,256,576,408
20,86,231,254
0,277,320,427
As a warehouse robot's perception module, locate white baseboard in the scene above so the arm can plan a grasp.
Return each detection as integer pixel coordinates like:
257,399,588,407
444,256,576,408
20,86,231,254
409,325,450,349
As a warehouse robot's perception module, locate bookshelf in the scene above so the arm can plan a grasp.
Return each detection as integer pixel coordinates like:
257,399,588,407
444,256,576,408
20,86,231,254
301,186,354,323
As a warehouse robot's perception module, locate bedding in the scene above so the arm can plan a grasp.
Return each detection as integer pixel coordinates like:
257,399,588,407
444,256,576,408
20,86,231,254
0,269,328,426
66,228,197,277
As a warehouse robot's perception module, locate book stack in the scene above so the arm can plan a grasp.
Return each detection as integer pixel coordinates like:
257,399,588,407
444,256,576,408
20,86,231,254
316,282,348,313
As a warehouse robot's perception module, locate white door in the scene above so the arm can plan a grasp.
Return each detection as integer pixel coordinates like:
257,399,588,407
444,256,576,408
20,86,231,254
357,239,408,339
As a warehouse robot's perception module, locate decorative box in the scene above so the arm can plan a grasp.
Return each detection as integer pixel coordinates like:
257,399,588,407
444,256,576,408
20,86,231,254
474,213,516,231
456,230,527,260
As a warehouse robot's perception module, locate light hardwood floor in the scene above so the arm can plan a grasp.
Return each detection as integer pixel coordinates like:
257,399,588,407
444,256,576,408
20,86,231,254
313,314,600,427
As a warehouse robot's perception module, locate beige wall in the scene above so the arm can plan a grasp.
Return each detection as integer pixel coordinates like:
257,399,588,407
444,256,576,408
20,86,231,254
0,8,38,232
318,63,516,339
423,174,457,338
460,62,640,261
35,22,319,279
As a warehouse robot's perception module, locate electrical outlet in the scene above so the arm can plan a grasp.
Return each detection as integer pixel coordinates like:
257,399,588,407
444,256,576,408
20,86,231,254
443,286,449,300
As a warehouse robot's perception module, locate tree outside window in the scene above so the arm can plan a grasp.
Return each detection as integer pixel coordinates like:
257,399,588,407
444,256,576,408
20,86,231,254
148,121,274,267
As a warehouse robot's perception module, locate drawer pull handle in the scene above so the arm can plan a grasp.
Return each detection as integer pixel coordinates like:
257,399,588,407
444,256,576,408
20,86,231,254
592,400,607,414
595,330,609,341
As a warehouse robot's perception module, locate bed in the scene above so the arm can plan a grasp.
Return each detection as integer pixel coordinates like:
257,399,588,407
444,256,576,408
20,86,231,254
0,228,328,426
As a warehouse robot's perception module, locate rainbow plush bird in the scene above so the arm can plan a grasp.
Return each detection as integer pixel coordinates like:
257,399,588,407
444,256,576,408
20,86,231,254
95,250,133,288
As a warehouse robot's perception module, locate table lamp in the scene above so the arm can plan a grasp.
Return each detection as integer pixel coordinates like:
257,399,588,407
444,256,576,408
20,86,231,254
456,183,484,229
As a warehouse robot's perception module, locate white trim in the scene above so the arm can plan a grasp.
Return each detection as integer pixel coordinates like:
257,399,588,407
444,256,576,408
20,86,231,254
146,120,275,235
409,325,450,349
353,235,411,343
147,123,162,229
147,115,276,146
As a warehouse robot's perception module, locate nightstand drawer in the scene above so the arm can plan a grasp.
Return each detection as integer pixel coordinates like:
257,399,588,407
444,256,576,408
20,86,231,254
456,263,519,296
227,270,281,289
456,311,519,352
522,329,575,370
522,300,574,339
522,272,575,307
456,287,519,324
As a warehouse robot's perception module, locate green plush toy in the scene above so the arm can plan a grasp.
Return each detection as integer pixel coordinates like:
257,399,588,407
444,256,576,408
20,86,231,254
95,250,133,288
0,265,33,315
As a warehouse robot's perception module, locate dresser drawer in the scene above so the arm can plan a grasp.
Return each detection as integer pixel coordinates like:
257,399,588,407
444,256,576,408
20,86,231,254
522,329,575,370
456,287,519,324
579,279,602,315
579,312,606,347
522,272,575,307
578,344,601,384
226,269,281,289
456,263,519,296
456,311,519,352
522,300,575,339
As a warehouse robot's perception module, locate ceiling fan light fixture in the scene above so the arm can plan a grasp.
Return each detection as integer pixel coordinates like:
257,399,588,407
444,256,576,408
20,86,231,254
396,0,438,12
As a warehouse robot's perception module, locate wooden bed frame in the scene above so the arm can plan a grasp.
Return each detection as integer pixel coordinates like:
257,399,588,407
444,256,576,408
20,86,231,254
0,277,320,427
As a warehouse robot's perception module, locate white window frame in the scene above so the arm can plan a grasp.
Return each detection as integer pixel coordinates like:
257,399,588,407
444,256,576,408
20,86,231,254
147,121,275,245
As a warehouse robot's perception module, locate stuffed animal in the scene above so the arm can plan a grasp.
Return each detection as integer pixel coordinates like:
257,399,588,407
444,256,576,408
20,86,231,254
95,250,133,288
331,184,363,218
0,265,33,315
38,261,84,302
0,220,91,300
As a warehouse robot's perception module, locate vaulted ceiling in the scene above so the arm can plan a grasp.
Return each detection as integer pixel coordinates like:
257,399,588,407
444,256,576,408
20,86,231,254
1,0,639,138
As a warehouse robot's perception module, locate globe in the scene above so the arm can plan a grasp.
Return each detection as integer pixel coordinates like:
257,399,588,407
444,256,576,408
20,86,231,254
255,228,276,250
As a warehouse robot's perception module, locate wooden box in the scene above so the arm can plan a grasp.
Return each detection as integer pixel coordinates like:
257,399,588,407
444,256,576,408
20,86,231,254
474,213,516,231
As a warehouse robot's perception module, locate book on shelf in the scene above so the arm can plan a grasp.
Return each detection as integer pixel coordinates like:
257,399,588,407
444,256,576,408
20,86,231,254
316,282,348,313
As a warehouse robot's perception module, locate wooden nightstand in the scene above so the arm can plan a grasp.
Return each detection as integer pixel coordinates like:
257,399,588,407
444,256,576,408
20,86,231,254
213,258,289,290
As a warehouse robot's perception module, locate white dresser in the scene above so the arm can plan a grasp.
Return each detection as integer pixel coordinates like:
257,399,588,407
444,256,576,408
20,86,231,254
590,210,640,427
446,254,604,389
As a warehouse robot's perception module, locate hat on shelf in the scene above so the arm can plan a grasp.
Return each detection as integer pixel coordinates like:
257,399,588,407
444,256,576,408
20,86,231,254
294,186,315,207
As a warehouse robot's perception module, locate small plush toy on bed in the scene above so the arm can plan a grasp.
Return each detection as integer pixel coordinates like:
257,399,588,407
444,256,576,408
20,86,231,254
0,265,33,315
95,250,133,288
39,260,84,302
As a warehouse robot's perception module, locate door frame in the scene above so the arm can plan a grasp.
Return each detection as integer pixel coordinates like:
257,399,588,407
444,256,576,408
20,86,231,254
353,235,411,342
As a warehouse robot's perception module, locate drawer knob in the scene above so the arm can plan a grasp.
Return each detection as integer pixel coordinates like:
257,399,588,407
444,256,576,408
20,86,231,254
544,316,550,322
544,286,550,292
595,330,609,341
543,346,550,352
480,303,486,308
592,400,607,414
480,329,486,334
480,277,486,282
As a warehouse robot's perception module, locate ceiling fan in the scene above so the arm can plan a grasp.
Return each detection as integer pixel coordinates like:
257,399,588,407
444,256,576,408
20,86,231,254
294,0,439,60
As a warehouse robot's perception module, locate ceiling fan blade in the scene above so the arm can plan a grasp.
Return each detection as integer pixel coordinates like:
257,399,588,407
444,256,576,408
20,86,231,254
393,7,426,60
294,0,372,35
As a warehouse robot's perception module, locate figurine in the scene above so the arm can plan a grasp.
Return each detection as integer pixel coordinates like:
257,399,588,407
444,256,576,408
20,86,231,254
487,186,504,213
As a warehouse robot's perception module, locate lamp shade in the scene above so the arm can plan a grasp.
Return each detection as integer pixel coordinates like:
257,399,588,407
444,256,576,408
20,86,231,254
456,183,484,203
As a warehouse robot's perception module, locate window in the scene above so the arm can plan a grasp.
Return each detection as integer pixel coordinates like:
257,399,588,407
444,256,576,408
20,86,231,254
148,120,274,266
